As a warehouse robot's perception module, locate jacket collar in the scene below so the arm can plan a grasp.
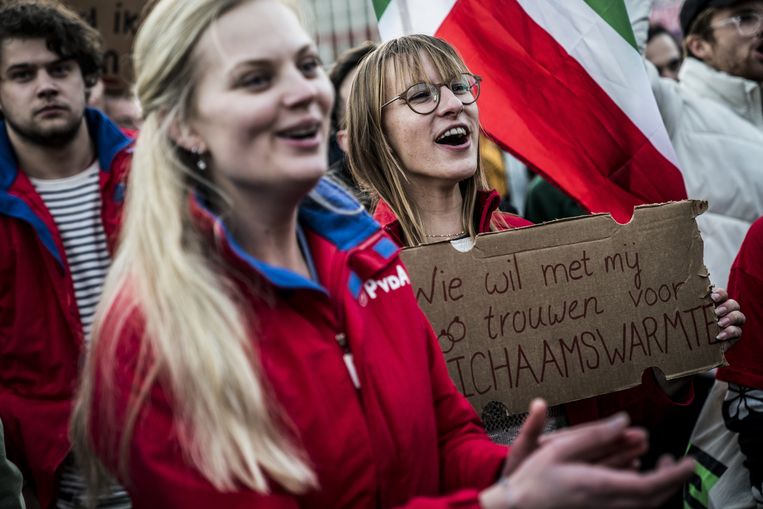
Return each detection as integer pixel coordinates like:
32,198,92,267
373,189,502,246
679,58,763,128
85,108,135,172
0,108,133,269
191,177,383,292
475,189,502,231
0,108,132,191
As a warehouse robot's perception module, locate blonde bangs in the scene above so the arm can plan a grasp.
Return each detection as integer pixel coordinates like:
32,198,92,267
382,37,471,103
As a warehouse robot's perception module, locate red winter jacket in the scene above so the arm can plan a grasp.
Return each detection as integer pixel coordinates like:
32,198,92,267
0,109,134,508
373,189,692,427
716,217,763,389
89,179,508,509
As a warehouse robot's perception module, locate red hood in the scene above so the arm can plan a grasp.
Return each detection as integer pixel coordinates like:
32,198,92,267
373,189,531,245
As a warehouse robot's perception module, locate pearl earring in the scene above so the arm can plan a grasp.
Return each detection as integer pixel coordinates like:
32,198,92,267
192,146,207,171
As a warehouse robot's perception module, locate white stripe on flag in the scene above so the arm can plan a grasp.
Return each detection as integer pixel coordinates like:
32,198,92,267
515,0,680,168
377,0,405,39
377,0,456,40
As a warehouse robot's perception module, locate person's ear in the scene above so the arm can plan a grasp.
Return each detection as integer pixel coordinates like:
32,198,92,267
336,128,349,154
169,117,206,154
685,34,714,61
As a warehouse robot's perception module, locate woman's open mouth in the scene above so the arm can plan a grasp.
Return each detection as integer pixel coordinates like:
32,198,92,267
276,122,322,148
435,126,471,149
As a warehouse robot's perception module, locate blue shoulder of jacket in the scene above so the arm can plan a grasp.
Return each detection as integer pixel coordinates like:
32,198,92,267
299,177,380,252
85,108,134,172
0,108,133,192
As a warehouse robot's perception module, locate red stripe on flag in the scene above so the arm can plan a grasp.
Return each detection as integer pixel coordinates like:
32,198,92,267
435,0,687,222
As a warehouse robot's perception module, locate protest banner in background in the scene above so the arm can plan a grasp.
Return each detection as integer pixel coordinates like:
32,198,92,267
65,0,146,87
400,201,724,415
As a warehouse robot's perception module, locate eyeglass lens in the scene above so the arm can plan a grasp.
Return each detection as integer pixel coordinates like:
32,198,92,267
735,12,762,36
718,12,763,36
404,74,480,114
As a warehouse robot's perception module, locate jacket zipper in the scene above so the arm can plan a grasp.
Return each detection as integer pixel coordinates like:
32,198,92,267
335,332,361,389
331,231,387,509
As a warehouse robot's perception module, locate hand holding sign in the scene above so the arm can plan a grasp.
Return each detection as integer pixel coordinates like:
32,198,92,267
710,288,745,348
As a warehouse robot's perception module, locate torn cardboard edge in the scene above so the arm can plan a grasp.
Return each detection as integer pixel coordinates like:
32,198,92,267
400,200,724,416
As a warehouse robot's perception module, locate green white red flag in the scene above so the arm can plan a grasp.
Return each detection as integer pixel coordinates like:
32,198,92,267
373,0,687,222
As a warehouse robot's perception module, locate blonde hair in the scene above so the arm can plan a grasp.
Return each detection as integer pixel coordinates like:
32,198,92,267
71,0,316,500
346,34,490,246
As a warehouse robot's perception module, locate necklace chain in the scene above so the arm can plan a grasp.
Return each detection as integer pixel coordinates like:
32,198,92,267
425,230,466,238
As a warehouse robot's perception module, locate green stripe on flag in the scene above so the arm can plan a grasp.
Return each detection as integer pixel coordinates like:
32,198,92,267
373,0,392,19
583,0,638,50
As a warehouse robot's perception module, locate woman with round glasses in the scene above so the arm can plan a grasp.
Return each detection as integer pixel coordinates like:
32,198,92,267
347,34,745,441
349,36,530,247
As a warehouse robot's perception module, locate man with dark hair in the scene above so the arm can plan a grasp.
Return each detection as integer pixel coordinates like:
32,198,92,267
646,24,683,79
681,0,763,77
327,41,377,206
0,1,133,507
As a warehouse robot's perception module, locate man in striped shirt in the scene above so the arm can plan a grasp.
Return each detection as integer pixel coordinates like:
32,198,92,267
0,2,133,508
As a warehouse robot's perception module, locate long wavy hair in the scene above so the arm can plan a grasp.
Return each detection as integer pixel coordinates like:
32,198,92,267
346,34,493,246
70,0,317,500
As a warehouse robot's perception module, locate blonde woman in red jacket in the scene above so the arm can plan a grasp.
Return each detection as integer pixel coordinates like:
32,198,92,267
70,1,699,508
345,35,745,441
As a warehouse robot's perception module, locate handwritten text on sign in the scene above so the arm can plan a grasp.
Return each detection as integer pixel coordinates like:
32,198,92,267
400,201,724,415
65,0,146,84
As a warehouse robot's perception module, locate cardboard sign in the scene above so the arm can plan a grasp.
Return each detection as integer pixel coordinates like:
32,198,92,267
65,0,147,86
400,201,724,415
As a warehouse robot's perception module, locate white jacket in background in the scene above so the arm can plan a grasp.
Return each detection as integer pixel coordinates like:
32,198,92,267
627,0,763,288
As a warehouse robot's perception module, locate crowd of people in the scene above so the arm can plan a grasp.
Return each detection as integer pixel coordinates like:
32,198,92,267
0,0,760,508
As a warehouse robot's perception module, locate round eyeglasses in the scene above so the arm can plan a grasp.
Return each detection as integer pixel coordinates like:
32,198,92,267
710,11,762,37
381,73,482,115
